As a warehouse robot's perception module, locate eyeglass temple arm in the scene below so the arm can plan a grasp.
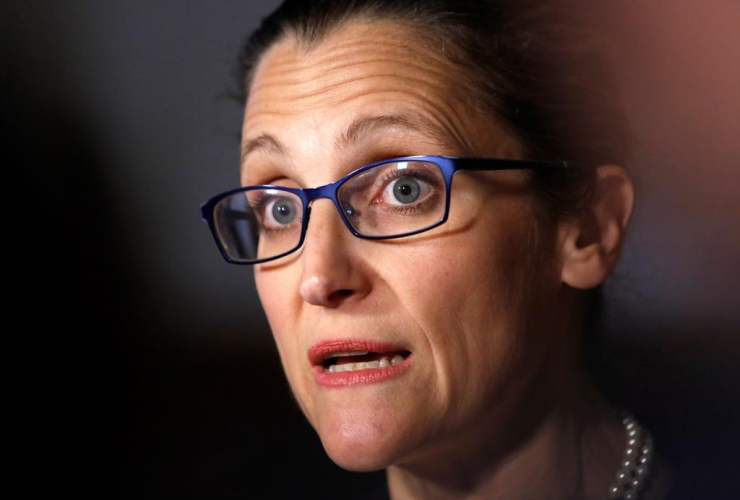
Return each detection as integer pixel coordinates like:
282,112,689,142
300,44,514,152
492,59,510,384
453,157,569,172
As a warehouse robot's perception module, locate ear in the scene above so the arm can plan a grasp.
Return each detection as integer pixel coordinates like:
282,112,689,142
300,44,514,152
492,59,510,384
560,165,635,290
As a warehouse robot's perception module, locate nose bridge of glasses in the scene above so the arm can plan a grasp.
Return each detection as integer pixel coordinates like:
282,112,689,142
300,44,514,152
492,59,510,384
303,181,347,223
303,182,339,203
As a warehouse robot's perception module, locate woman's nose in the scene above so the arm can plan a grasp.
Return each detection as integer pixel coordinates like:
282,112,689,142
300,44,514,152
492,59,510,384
298,200,369,308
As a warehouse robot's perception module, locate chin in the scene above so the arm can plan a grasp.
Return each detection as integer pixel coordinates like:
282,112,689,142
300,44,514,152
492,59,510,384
315,408,410,472
321,435,399,472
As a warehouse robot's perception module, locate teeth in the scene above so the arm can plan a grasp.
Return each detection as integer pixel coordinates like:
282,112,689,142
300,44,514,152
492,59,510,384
327,355,405,373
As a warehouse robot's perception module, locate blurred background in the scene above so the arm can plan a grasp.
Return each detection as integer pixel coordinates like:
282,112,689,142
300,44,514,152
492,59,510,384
4,0,738,498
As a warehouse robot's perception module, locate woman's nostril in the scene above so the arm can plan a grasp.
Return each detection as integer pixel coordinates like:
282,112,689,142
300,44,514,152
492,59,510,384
328,289,354,303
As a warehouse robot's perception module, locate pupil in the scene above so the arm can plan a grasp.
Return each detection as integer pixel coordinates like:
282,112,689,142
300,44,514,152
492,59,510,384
273,199,296,224
393,178,420,204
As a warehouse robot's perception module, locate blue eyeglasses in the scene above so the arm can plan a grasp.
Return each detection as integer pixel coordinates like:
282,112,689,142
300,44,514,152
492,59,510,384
201,155,567,264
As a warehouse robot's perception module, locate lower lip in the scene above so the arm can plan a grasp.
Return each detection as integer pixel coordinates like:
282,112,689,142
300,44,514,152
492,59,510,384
312,355,412,388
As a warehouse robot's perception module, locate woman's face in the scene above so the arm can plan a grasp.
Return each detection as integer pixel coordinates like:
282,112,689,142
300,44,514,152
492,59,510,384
243,21,570,471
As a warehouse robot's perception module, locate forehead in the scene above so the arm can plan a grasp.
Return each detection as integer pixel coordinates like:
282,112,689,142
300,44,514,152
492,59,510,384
251,21,450,99
241,20,516,184
246,20,461,121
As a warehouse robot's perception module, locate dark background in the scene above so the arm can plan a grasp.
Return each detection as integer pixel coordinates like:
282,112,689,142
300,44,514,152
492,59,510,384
4,0,738,498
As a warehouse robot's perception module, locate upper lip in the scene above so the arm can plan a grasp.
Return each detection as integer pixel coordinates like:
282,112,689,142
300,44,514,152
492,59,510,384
307,338,408,366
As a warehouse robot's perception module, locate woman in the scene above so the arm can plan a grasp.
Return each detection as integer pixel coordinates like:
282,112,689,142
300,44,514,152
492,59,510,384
201,1,667,498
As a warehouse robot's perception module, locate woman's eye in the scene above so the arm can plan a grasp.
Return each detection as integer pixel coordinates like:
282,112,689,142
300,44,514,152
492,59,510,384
262,197,299,228
381,177,430,206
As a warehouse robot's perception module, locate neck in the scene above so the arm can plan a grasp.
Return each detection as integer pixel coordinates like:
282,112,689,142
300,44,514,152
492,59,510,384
386,379,624,500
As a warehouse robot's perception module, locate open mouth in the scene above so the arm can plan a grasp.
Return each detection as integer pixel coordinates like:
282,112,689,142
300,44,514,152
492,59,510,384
322,350,411,373
309,340,413,387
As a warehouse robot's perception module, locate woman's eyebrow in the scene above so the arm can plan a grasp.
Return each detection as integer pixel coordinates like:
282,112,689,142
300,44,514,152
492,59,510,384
335,114,466,152
240,113,467,172
241,134,288,166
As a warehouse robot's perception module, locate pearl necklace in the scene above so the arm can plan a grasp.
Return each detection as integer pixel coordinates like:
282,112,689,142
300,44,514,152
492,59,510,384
607,413,654,500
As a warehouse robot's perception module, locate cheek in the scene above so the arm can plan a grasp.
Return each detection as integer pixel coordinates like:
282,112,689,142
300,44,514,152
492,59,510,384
385,205,551,401
390,206,539,331
254,270,306,381
255,271,289,338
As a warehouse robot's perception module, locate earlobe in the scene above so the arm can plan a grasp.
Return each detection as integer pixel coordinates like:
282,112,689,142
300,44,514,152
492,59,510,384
560,165,635,290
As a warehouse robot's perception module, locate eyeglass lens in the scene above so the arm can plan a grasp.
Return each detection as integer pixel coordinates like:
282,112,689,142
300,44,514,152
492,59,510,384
212,160,447,262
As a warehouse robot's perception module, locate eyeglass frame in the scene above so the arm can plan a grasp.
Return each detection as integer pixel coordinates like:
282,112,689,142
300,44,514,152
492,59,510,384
200,155,568,265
